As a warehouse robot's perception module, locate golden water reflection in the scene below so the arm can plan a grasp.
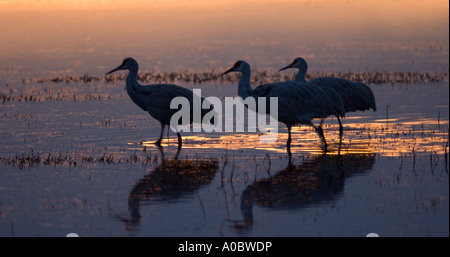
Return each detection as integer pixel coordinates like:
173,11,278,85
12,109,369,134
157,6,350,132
138,118,448,157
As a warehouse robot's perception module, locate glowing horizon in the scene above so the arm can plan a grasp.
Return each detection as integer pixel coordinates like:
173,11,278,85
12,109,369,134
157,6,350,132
1,0,448,75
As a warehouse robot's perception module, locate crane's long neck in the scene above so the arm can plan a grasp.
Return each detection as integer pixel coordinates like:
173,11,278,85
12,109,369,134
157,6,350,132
125,67,140,96
238,69,254,99
125,67,149,111
295,69,307,83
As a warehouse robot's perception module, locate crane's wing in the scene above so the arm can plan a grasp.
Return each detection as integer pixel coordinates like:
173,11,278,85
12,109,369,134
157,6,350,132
142,84,215,126
257,81,336,126
310,77,374,113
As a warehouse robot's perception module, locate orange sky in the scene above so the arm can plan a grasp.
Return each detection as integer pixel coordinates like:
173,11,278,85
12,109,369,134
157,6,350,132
0,0,448,73
1,0,448,12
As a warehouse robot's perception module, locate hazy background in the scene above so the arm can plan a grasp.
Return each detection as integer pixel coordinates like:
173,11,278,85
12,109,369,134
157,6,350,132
1,0,448,80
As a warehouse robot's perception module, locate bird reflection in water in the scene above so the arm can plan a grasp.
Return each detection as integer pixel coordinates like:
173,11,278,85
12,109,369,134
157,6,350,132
118,147,219,230
233,150,376,231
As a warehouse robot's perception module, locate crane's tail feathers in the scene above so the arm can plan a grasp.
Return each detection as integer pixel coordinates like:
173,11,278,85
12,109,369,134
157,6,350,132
367,89,377,111
356,81,377,112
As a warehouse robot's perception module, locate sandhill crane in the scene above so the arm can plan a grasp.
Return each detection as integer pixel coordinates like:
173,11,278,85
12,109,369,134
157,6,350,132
106,57,214,149
280,57,377,136
223,60,344,151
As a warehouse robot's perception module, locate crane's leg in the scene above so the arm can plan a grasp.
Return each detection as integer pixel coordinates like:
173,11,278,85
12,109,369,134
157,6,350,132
155,123,165,147
314,125,328,152
176,132,182,150
286,125,292,149
337,116,343,151
319,118,326,146
337,116,343,139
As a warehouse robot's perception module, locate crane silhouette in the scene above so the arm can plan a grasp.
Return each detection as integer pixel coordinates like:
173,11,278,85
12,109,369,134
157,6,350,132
106,57,215,149
223,60,344,151
280,57,377,137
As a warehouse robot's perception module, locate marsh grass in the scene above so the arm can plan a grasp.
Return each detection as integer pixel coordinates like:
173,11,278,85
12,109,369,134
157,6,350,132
3,70,447,104
0,149,161,169
25,70,449,85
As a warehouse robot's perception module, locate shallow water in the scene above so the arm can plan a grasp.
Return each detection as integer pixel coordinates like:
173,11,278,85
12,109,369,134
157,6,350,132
0,0,449,237
0,80,448,236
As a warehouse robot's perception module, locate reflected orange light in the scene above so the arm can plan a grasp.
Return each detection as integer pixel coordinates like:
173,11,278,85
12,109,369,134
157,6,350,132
135,116,448,157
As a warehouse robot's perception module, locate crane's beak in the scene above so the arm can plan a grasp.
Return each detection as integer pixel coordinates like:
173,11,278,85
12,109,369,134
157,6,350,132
105,66,121,75
221,67,235,76
278,64,293,72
